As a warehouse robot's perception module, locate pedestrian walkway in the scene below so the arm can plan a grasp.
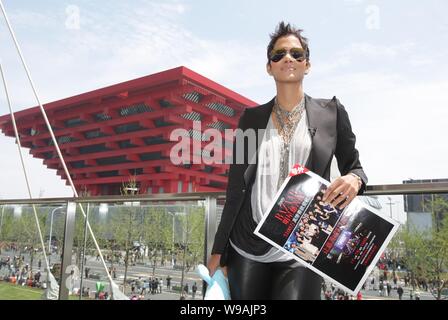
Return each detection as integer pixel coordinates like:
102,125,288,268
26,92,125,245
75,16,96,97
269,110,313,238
144,290,202,300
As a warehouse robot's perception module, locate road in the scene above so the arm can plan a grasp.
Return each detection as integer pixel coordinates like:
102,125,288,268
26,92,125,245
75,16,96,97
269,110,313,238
1,250,439,300
1,250,203,300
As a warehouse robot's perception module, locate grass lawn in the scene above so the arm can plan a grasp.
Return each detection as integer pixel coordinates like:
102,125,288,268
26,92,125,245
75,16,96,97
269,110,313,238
0,281,43,300
0,282,88,300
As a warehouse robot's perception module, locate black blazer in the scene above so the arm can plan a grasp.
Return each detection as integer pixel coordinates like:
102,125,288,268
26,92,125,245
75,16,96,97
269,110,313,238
211,94,368,265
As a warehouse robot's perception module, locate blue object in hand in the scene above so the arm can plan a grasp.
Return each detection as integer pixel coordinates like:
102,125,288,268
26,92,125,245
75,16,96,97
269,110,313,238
196,264,231,300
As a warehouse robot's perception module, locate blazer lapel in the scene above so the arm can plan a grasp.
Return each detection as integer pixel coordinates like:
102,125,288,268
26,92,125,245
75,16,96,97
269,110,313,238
305,94,337,177
242,98,274,188
241,95,338,187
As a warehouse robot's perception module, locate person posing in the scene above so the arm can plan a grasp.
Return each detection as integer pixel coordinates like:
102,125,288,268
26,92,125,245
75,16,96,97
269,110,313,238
207,21,367,300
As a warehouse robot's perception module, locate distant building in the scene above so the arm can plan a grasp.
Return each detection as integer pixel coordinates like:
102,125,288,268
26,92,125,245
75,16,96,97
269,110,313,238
403,178,448,232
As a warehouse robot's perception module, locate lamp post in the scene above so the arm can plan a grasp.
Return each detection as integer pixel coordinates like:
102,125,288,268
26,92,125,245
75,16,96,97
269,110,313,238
387,197,395,220
167,210,176,267
48,206,64,254
79,203,90,300
0,205,5,239
121,184,139,293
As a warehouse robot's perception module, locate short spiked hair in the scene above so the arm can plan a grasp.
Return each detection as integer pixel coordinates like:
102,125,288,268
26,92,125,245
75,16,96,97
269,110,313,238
267,21,310,64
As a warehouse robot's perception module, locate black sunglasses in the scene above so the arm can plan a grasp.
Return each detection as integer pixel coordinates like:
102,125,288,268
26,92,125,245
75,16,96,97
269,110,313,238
270,47,307,63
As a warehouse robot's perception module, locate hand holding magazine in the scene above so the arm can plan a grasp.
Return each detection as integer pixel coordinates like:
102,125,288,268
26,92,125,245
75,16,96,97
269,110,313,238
254,164,399,295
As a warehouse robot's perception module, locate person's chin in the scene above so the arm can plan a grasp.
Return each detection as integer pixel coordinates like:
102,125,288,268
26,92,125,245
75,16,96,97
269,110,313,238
276,76,302,83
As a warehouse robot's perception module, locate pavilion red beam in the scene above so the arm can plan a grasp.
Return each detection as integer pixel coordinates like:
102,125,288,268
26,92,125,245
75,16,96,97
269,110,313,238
0,66,257,195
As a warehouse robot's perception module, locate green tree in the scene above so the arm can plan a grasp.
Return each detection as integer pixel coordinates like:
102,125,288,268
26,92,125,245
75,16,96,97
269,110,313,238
73,189,98,267
184,206,205,272
401,228,427,289
73,202,99,268
9,207,46,272
177,205,205,298
141,206,171,276
117,177,142,292
387,226,404,276
0,206,15,242
401,195,448,300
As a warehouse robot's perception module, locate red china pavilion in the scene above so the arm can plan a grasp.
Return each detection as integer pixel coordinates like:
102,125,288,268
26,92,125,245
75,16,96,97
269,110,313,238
0,66,257,195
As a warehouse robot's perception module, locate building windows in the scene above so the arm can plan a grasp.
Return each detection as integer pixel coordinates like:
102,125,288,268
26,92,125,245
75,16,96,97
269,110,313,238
119,103,152,117
115,123,144,134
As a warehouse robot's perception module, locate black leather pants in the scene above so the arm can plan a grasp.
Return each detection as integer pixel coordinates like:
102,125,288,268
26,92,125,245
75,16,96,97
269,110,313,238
227,246,322,300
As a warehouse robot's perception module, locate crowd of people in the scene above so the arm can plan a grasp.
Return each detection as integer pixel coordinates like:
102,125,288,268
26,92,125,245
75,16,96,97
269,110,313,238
0,255,44,288
128,275,199,300
323,283,362,300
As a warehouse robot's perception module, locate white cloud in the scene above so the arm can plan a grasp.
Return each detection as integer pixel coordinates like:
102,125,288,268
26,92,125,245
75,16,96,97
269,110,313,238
307,70,448,186
312,41,418,76
1,3,447,201
7,10,57,28
306,39,447,186
0,1,268,198
25,1,267,98
343,0,365,5
0,139,71,199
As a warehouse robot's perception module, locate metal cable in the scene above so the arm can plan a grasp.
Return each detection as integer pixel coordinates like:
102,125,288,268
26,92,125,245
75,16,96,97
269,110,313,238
0,62,56,295
0,1,124,298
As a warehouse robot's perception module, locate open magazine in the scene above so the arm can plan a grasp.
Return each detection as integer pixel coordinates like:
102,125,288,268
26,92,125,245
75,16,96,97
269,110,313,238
254,164,399,295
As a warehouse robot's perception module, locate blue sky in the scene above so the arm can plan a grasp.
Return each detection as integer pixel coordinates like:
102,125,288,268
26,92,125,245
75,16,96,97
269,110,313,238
1,0,447,222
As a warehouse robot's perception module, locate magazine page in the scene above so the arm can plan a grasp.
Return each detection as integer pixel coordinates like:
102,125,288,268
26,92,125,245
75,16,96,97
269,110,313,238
254,164,400,295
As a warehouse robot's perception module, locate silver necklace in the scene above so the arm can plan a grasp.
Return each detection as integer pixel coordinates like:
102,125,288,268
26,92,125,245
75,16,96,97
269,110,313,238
273,97,305,188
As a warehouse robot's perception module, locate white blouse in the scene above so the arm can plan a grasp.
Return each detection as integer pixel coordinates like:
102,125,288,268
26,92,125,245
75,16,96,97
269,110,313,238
230,109,312,262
